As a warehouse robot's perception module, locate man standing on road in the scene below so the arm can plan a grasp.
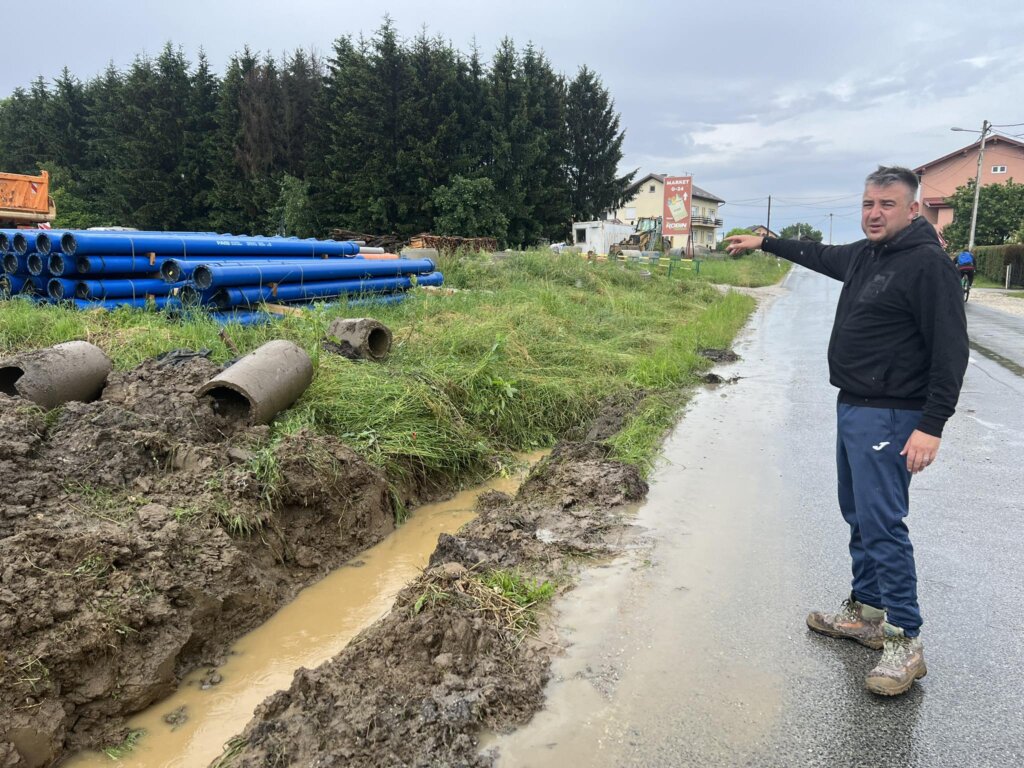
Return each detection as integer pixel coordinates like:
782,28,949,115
725,166,969,696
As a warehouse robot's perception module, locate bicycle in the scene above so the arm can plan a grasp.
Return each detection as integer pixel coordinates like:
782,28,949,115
960,272,972,303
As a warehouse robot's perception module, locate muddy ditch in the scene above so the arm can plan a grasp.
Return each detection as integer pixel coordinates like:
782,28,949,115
217,439,648,768
0,346,714,767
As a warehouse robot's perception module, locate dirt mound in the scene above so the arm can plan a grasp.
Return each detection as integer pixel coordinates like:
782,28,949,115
233,568,548,768
222,440,648,767
0,354,397,767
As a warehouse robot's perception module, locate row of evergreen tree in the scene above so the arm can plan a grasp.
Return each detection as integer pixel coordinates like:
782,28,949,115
0,20,634,245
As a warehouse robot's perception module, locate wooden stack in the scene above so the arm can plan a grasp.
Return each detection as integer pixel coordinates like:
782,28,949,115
407,233,497,253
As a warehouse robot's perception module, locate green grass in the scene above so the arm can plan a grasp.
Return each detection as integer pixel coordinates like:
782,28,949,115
693,253,792,287
972,274,1005,289
0,250,755,484
479,568,556,606
101,729,145,760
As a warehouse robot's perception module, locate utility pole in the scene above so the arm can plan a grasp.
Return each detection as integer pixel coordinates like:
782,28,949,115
829,213,833,245
967,119,991,252
765,195,772,235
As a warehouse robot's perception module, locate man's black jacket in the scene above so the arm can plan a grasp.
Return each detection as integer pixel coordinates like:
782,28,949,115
763,217,968,437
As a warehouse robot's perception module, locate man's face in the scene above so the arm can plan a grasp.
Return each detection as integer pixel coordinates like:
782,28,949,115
861,182,919,243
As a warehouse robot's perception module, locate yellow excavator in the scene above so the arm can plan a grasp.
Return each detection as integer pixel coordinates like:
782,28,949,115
0,169,56,227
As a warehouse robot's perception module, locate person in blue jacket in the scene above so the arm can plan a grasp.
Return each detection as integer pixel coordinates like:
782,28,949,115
725,166,969,697
955,249,975,287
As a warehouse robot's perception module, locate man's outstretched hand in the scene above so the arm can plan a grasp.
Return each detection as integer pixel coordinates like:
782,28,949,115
724,234,764,256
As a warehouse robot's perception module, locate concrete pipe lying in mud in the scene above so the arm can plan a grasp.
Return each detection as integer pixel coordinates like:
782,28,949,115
326,317,393,362
0,341,112,409
197,339,314,424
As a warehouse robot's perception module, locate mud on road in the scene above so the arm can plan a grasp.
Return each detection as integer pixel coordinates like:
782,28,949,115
1,354,652,768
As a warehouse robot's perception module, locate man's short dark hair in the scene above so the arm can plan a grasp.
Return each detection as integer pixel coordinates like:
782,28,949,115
865,166,919,198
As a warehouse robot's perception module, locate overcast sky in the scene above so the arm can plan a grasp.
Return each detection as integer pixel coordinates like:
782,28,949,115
5,1,1023,242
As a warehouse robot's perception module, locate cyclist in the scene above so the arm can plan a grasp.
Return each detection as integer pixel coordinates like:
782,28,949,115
955,249,975,289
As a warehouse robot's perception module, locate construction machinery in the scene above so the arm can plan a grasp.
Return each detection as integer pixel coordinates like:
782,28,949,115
0,170,56,227
609,216,665,256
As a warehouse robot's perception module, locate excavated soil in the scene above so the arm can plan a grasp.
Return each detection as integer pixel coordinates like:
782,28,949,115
0,350,678,768
222,439,647,768
0,354,396,768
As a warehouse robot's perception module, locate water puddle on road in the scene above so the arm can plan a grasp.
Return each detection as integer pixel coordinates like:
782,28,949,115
65,452,546,768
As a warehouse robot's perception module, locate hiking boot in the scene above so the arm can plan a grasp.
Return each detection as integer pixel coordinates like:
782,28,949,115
865,622,927,696
806,594,885,649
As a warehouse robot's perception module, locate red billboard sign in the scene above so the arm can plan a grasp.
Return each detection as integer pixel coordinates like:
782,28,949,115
662,176,693,236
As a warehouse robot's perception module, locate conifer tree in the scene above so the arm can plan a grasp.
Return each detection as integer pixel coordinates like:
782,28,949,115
566,65,634,223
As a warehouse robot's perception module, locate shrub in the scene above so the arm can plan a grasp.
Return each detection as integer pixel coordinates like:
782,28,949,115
974,244,1024,286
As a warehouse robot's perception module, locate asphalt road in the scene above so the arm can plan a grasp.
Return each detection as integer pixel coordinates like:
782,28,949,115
492,265,1024,768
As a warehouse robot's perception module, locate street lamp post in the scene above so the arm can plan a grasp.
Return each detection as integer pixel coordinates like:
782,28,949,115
951,120,992,252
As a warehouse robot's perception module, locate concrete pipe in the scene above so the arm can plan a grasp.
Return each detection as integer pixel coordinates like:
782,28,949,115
326,317,393,362
0,341,112,409
196,339,313,425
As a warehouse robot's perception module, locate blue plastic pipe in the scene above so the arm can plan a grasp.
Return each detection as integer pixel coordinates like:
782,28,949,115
159,258,346,283
36,230,225,256
1,274,28,296
3,253,27,273
0,229,19,253
27,254,46,276
73,296,182,311
190,257,436,290
12,232,38,255
62,232,361,259
75,255,170,275
47,252,73,276
209,272,444,309
75,278,181,300
47,278,80,300
212,310,279,326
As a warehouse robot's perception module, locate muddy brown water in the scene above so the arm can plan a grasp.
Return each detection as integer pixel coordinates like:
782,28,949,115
63,454,545,768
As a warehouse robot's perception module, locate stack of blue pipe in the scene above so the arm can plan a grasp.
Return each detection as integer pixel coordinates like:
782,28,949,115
0,229,443,325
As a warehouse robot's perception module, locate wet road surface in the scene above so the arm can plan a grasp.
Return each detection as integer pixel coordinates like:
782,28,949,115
966,300,1024,374
491,266,1024,767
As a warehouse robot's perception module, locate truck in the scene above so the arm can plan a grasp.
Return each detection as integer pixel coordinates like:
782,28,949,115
0,169,56,227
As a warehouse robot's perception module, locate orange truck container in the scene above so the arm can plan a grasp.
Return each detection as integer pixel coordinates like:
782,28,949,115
0,169,56,226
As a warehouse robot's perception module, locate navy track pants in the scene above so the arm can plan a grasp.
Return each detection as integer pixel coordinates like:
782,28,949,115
836,403,922,636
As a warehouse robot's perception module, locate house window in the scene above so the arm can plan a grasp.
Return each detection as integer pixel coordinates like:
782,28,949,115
992,165,1007,174
575,228,587,244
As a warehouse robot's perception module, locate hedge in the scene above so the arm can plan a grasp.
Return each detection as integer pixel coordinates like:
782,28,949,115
974,244,1024,287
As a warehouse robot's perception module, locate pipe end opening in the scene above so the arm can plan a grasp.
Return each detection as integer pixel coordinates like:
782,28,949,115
192,266,213,290
36,233,52,255
3,254,17,272
61,233,77,256
160,262,181,283
0,366,25,397
367,328,392,360
202,386,253,422
48,254,66,275
27,255,44,276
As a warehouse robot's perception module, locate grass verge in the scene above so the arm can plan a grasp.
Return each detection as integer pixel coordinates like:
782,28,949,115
1,250,757,484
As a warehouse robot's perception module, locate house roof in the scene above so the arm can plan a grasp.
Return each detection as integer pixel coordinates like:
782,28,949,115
626,172,725,203
914,134,1024,173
